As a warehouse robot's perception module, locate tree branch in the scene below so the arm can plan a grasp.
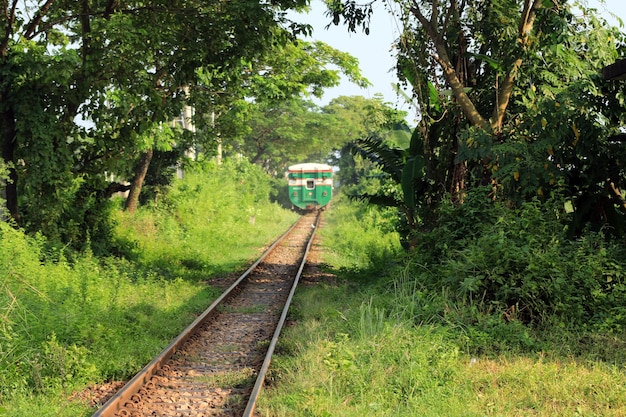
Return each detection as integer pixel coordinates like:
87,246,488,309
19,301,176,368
410,3,488,129
491,0,543,132
23,5,202,40
103,181,131,198
609,181,626,212
104,0,120,19
23,0,55,39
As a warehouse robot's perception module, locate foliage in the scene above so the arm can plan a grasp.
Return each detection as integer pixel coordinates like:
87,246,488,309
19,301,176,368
405,187,626,329
233,98,337,173
325,95,412,204
138,149,186,206
116,159,299,278
320,194,402,272
191,40,370,172
321,2,626,356
0,0,319,244
247,40,369,101
342,125,426,247
323,94,409,145
327,0,626,237
232,93,410,184
0,160,7,219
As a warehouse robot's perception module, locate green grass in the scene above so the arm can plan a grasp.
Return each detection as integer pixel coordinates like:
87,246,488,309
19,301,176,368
114,161,298,280
0,160,298,416
5,164,626,416
261,283,626,416
197,367,256,388
257,197,626,417
320,196,401,272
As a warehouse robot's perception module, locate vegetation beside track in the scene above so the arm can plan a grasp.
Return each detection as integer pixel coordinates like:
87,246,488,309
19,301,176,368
0,160,298,416
4,166,626,416
260,196,626,416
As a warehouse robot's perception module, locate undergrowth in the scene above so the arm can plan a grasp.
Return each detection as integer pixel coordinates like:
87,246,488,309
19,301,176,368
259,194,626,416
0,159,297,416
409,189,626,330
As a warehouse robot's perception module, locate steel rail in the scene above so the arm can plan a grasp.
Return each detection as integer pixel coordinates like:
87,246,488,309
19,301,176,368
91,216,306,417
242,212,321,416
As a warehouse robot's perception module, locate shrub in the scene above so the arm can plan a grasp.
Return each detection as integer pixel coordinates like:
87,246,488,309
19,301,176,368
408,190,626,329
321,195,402,274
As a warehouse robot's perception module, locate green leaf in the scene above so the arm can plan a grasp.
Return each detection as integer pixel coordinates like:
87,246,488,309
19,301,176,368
401,155,425,210
427,81,441,112
468,53,503,72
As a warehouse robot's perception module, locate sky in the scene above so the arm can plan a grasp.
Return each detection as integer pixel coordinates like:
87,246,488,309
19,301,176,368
293,0,626,122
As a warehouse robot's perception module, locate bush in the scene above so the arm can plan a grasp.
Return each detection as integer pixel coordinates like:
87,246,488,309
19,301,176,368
260,195,626,417
321,195,402,274
408,189,626,329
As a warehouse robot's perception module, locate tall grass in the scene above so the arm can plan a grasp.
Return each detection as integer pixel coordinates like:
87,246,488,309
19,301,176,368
0,159,298,416
259,196,626,416
321,195,402,273
115,160,298,279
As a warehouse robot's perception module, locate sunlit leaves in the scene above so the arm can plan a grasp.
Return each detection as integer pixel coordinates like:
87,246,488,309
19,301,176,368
1,0,322,242
325,0,374,33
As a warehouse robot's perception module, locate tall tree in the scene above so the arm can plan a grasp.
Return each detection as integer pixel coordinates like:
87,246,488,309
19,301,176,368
189,39,370,171
328,0,544,130
238,98,330,172
327,0,626,234
0,0,310,243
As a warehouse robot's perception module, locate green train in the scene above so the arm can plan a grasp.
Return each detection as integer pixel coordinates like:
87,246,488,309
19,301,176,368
287,163,333,211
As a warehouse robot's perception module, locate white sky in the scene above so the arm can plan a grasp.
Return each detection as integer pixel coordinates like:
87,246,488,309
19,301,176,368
295,0,626,122
294,1,408,112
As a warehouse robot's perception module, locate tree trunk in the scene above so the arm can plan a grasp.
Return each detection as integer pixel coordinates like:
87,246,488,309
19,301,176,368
1,104,19,224
124,149,153,213
216,136,222,165
410,5,489,130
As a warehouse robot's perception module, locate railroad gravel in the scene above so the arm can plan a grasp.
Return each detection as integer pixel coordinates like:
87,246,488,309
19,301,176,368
83,215,318,416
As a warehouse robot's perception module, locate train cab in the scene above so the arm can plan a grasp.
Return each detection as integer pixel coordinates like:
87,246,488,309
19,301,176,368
287,163,333,211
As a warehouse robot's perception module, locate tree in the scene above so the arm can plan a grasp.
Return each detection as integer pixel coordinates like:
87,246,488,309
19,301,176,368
328,0,544,130
318,95,420,245
327,0,626,235
325,95,411,188
189,39,370,172
0,0,311,244
236,98,325,172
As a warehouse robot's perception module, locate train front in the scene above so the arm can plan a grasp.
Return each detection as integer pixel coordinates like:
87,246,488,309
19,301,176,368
287,163,333,212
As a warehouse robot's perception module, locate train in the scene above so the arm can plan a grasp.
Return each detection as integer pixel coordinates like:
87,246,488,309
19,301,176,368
287,163,333,211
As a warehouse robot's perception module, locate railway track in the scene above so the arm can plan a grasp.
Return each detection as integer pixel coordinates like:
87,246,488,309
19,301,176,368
92,213,321,417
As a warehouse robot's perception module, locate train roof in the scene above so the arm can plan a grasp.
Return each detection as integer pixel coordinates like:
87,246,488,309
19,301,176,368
288,163,332,172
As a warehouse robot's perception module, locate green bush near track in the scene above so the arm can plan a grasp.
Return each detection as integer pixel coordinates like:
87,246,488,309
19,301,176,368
5,160,626,416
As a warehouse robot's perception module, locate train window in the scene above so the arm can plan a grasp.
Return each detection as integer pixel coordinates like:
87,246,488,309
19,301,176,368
306,179,315,189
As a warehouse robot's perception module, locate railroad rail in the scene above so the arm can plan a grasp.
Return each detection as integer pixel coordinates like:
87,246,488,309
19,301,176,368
92,212,321,417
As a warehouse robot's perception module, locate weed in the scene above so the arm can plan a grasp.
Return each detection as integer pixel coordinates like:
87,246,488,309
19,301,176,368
258,196,626,417
197,368,256,388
